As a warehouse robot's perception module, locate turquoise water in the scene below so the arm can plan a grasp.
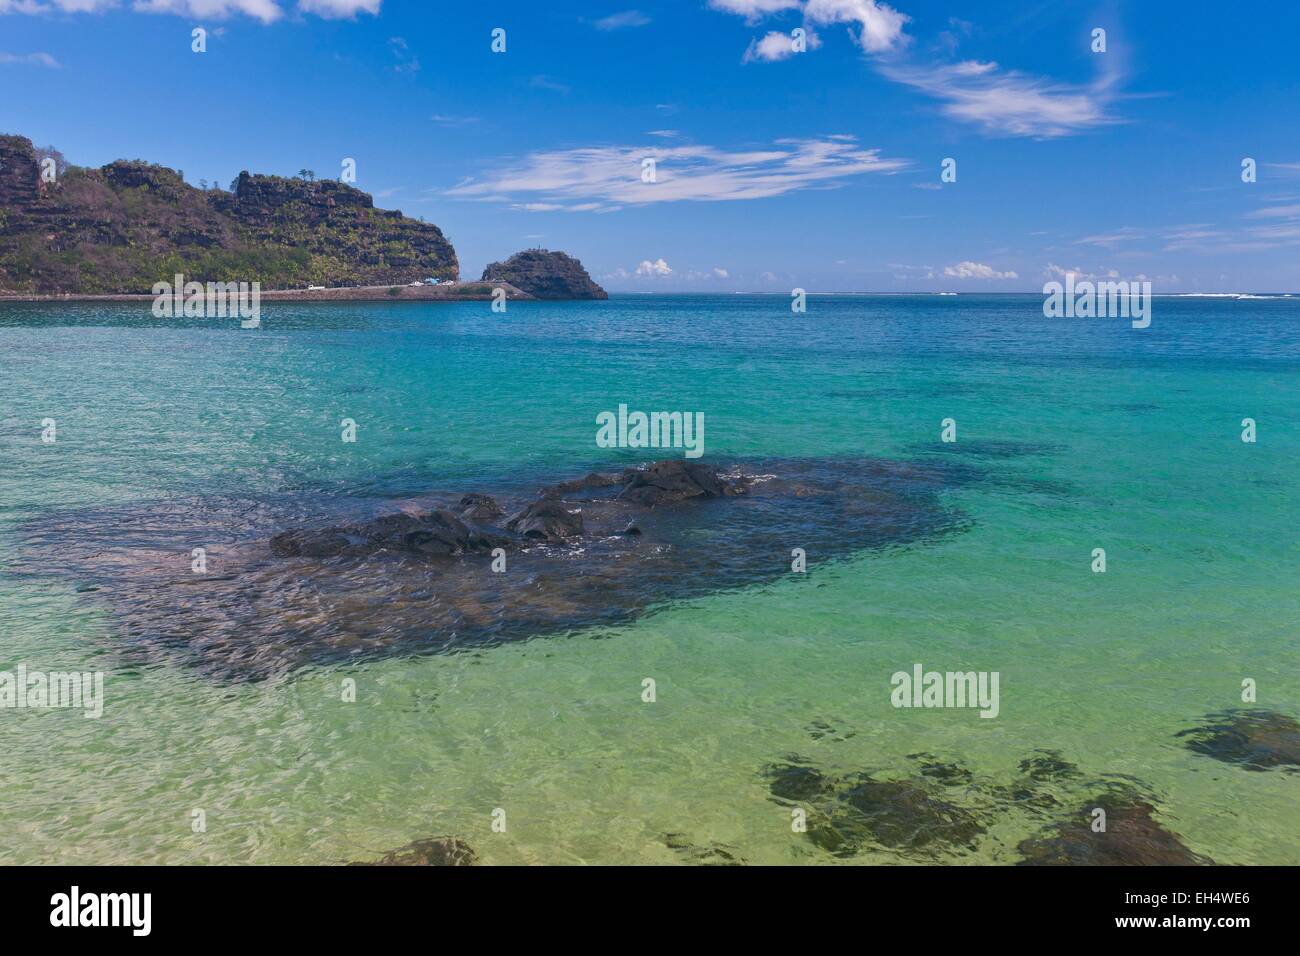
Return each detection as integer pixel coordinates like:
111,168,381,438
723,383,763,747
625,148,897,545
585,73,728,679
1,294,1297,864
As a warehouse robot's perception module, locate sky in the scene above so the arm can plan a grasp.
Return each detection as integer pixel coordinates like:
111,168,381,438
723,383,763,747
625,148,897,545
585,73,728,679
3,0,1300,292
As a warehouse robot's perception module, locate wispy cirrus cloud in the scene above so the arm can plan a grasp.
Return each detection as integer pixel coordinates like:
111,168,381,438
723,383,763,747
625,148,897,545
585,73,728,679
878,57,1122,138
430,113,480,127
388,36,419,74
1076,226,1146,247
446,136,907,211
591,9,650,31
0,51,60,66
0,0,379,20
1245,203,1300,219
297,0,379,16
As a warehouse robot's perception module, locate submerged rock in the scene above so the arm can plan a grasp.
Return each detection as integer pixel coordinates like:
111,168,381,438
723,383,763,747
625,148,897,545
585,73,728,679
1017,791,1212,865
662,833,746,866
811,776,985,855
1176,709,1300,771
764,758,834,802
350,836,479,866
767,756,986,858
806,718,855,743
908,753,975,786
1018,750,1082,783
17,455,973,679
270,508,507,559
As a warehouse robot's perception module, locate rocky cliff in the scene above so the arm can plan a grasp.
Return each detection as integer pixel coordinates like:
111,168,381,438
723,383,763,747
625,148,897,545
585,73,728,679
0,134,458,294
480,248,607,300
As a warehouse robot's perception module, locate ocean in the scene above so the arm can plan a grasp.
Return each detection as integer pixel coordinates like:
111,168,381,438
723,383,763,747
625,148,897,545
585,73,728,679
1,293,1297,864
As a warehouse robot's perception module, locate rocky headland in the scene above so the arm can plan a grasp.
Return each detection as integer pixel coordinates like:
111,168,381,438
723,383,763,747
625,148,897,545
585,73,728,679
0,133,604,299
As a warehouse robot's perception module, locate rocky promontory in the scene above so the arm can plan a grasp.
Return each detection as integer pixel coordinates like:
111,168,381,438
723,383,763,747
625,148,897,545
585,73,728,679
0,134,460,293
480,248,607,300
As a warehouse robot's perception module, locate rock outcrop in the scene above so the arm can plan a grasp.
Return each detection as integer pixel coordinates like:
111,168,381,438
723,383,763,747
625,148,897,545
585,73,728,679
0,133,458,293
349,836,479,866
1017,792,1213,865
480,248,607,300
18,455,975,679
1176,710,1300,771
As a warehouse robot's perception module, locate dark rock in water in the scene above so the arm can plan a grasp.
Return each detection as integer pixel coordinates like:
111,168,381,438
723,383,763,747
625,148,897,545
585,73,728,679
15,455,973,680
1017,792,1212,865
987,784,1061,812
662,833,746,866
807,718,855,742
618,459,745,507
269,528,355,558
789,769,986,858
1018,750,1082,783
350,836,478,866
271,508,506,559
457,493,503,521
539,472,623,498
764,759,833,802
480,248,607,300
908,753,974,786
821,776,986,854
1176,709,1300,771
504,499,583,541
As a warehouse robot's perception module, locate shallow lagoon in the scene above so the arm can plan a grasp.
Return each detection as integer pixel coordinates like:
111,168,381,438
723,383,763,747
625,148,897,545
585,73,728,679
1,294,1297,864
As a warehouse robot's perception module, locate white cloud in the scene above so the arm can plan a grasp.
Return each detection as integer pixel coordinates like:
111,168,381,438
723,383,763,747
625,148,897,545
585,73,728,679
0,0,380,19
713,267,730,278
430,113,480,127
714,2,1118,137
0,0,115,10
1075,227,1144,246
446,136,907,211
0,51,60,66
804,0,909,53
1245,203,1300,219
530,75,571,94
744,29,821,62
1044,264,1120,281
133,0,283,21
635,258,673,277
593,9,650,30
943,261,1017,280
298,0,379,17
388,35,419,73
707,0,800,22
879,58,1120,138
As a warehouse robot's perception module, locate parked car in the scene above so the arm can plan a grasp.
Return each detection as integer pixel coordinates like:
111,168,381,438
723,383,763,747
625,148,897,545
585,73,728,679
307,285,326,290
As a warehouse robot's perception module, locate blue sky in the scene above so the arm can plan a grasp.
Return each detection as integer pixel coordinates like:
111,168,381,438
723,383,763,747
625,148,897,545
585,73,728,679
3,0,1300,292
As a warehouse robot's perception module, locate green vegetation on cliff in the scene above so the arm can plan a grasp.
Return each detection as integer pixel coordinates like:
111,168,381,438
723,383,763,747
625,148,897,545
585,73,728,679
0,134,458,294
